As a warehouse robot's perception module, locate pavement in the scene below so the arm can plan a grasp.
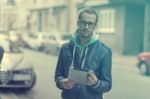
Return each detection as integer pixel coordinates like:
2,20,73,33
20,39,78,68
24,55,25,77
112,53,137,65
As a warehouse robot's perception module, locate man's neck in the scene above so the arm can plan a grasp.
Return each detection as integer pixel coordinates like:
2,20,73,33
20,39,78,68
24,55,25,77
78,35,91,45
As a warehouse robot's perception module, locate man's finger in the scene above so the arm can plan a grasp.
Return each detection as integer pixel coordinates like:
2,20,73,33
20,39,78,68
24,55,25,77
88,76,94,83
88,72,96,80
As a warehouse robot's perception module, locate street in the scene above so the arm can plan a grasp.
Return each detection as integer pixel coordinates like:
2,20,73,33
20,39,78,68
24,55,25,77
105,58,150,99
0,49,150,99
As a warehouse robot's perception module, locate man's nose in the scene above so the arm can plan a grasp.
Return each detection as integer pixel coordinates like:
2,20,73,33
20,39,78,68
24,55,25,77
85,23,89,29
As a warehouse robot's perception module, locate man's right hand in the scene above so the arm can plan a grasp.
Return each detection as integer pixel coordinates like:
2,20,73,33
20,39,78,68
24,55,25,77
61,78,75,89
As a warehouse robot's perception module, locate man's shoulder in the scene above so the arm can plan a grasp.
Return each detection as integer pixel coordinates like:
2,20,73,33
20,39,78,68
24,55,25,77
96,40,111,51
59,42,73,55
61,41,73,50
94,40,112,58
62,41,71,47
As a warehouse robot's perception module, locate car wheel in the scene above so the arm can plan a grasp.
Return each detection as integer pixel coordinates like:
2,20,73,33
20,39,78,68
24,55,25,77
38,46,45,51
43,47,51,54
139,61,149,75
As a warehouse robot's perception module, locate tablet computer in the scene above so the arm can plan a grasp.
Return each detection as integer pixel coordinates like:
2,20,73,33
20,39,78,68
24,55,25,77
68,67,89,85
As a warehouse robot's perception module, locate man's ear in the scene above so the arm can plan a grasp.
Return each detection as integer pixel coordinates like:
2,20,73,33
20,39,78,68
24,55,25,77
93,23,97,29
77,20,80,27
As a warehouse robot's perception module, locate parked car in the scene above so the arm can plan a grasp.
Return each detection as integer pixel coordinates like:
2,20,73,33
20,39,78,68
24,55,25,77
39,33,71,54
137,52,150,75
0,30,28,52
0,36,21,53
0,40,36,91
22,33,45,50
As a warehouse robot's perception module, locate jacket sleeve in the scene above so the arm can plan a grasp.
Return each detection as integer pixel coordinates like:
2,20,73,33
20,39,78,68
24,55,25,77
54,47,65,90
0,47,4,64
89,49,112,94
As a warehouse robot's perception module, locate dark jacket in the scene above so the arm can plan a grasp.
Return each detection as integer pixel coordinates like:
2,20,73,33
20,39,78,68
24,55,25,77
0,47,4,63
54,40,112,99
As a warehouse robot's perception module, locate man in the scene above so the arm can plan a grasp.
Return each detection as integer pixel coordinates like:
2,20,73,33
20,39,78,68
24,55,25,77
54,7,112,99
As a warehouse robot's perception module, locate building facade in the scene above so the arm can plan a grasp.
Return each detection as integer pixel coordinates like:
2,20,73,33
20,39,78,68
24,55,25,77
93,0,150,55
89,0,146,55
22,0,150,55
0,0,17,30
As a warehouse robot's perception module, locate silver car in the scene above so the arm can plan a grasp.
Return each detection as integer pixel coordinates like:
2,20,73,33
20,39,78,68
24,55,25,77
39,33,71,55
0,42,36,91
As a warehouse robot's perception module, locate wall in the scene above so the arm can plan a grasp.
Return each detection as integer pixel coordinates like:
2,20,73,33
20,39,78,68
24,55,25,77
98,4,126,54
114,4,126,54
96,3,145,55
123,3,145,55
144,3,150,51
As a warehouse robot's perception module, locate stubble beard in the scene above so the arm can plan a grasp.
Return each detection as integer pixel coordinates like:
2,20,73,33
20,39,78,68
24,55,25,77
81,30,92,39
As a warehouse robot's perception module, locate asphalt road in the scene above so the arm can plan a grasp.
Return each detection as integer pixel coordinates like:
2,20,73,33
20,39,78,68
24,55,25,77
0,49,150,99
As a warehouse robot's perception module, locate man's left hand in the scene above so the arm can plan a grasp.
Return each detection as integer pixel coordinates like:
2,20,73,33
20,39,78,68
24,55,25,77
87,71,98,86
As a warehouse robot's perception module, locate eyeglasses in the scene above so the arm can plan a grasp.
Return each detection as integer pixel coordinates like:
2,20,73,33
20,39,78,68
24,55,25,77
79,20,96,28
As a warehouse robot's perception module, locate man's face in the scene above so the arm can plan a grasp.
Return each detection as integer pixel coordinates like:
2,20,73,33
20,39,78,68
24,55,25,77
77,12,97,38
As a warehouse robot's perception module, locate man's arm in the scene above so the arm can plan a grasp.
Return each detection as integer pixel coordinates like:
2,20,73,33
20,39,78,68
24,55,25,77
0,47,4,63
89,49,112,94
54,47,65,90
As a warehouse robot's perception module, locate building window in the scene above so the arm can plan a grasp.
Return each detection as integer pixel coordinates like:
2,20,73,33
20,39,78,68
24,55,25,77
97,8,116,33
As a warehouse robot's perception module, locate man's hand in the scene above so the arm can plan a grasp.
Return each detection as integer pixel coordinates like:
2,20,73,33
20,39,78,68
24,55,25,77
87,71,98,86
61,78,75,89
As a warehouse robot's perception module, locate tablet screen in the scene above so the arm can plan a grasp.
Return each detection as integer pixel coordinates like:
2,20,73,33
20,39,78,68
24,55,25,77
68,67,89,85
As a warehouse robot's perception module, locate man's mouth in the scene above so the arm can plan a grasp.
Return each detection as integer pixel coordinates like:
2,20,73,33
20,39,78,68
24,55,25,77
83,30,89,33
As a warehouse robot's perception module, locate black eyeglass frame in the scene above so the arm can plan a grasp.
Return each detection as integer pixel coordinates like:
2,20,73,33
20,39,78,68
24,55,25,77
79,20,96,28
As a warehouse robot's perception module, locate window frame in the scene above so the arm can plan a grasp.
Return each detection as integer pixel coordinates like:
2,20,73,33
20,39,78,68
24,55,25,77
96,8,116,34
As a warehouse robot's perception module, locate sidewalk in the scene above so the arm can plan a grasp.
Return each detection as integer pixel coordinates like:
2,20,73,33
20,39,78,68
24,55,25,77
112,53,137,65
